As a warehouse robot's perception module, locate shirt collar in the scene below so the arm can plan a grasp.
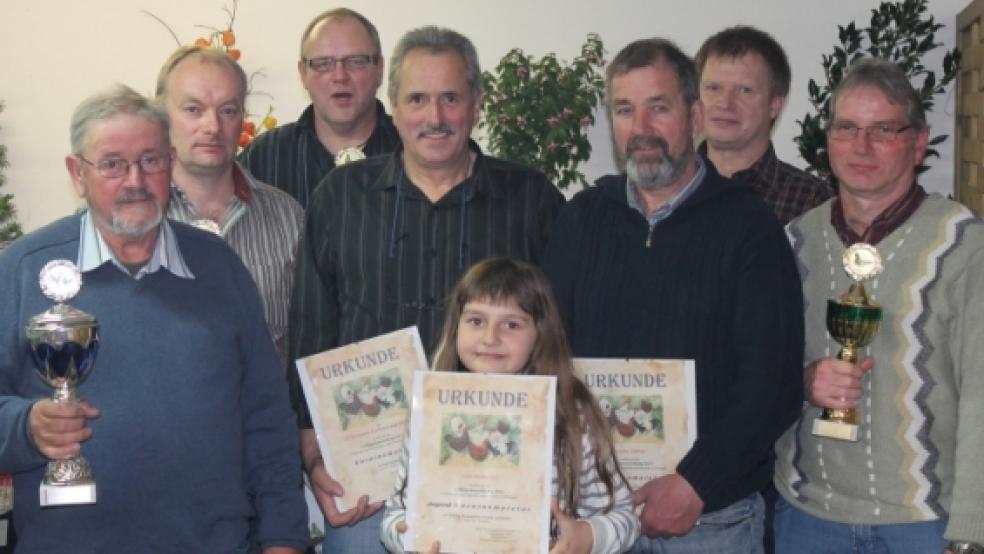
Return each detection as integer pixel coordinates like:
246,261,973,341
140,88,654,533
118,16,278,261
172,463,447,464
77,211,195,279
830,182,928,246
626,156,706,225
373,140,500,199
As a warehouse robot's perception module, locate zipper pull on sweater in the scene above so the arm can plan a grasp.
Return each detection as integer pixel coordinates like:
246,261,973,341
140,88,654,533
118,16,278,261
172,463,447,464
646,223,656,248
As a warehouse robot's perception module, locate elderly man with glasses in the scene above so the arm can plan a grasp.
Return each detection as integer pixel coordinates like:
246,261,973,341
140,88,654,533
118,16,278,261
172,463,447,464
239,8,400,208
0,85,307,552
774,58,984,554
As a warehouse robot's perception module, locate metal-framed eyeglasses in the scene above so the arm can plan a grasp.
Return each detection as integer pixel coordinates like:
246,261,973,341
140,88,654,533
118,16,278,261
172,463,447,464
827,122,913,144
302,54,379,73
79,151,171,179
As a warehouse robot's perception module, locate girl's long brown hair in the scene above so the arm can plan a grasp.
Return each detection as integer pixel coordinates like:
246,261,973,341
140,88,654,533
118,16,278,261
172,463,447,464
432,257,623,515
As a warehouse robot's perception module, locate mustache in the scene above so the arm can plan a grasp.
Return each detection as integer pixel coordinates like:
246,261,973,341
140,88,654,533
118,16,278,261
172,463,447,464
115,189,155,204
416,124,453,138
626,135,669,156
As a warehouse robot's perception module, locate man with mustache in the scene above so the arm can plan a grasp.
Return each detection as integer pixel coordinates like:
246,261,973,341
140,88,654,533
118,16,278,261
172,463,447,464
696,26,832,225
239,8,400,208
0,85,307,552
287,26,564,552
156,45,303,365
542,38,804,553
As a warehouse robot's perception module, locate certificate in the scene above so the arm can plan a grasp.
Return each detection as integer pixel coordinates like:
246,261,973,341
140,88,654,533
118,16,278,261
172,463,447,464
573,358,696,490
295,327,427,510
404,371,556,554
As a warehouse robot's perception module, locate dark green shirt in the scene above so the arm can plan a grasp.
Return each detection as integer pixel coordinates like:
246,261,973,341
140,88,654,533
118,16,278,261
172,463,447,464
287,141,565,427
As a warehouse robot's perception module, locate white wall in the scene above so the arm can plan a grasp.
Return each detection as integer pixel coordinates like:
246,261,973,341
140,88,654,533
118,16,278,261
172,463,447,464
1,0,968,233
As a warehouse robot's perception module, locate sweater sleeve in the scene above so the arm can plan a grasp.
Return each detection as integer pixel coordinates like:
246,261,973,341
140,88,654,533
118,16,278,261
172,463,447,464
0,249,49,473
380,436,411,553
237,264,309,549
675,217,805,509
945,245,984,544
576,433,640,554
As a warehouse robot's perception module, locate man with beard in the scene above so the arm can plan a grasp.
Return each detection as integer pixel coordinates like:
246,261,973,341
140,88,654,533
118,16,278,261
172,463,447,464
239,8,400,208
541,38,804,553
287,26,564,552
0,85,307,552
156,46,303,365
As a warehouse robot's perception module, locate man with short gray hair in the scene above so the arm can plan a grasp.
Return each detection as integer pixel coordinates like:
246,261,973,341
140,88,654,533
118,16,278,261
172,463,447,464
0,84,307,552
542,38,804,553
287,25,564,553
774,57,984,554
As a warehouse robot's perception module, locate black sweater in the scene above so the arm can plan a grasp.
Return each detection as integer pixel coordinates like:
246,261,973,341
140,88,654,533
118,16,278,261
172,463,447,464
542,164,804,511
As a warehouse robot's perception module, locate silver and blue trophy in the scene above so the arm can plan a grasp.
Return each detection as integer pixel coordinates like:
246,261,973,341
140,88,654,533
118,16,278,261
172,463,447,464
25,260,99,506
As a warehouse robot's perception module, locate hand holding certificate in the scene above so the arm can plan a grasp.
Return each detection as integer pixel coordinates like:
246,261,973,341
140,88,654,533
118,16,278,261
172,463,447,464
295,327,428,512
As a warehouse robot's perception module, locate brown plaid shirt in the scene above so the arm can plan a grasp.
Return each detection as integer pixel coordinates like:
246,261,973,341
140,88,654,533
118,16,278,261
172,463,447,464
701,142,834,225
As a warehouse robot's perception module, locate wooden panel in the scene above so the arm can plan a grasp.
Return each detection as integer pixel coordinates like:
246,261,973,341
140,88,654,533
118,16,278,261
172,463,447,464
957,0,984,215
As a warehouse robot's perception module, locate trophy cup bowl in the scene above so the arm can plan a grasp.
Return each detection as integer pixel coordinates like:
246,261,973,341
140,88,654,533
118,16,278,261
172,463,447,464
26,300,100,506
811,293,882,442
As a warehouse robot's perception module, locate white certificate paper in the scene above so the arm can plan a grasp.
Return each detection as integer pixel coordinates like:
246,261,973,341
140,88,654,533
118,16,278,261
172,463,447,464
573,358,697,490
405,371,556,554
295,327,428,510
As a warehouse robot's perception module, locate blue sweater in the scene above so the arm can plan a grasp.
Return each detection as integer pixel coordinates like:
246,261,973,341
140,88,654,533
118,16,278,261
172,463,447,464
0,215,308,552
542,165,804,511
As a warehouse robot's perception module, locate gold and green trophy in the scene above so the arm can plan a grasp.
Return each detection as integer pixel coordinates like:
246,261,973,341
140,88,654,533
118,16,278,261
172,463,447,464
812,243,883,442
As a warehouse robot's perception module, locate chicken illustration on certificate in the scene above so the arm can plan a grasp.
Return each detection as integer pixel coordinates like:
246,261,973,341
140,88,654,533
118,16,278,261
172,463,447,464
404,371,556,554
295,326,427,510
573,358,696,490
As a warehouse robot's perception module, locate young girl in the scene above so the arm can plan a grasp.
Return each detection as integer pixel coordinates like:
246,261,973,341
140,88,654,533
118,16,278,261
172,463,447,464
381,257,639,554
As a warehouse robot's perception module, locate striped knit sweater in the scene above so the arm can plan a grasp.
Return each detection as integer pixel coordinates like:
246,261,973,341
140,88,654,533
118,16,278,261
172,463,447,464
380,429,639,553
775,194,984,544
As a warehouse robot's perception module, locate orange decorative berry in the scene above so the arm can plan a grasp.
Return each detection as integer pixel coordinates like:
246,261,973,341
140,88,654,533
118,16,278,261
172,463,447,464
238,131,253,148
227,49,241,61
194,37,210,47
262,116,277,130
242,120,256,135
222,31,236,47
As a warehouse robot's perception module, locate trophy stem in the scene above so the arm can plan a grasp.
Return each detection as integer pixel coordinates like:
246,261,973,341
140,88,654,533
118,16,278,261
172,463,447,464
52,383,79,403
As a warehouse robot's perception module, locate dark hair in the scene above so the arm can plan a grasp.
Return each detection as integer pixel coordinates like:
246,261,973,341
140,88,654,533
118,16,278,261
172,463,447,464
299,8,382,59
606,38,698,109
695,25,791,98
433,258,623,516
829,57,926,130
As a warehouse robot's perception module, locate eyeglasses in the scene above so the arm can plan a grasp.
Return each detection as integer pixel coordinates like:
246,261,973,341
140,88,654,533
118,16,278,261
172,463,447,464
827,122,913,143
302,54,379,73
79,151,171,178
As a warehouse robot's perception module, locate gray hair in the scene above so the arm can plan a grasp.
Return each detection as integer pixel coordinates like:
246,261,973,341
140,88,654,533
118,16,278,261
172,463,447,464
606,38,699,110
300,8,382,59
830,57,926,130
70,84,170,156
155,45,249,107
388,26,481,103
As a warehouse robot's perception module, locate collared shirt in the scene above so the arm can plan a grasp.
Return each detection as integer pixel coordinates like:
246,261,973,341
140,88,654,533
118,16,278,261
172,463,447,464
287,141,565,427
167,163,304,363
238,101,401,208
699,142,834,225
77,210,194,280
830,182,928,246
626,157,706,226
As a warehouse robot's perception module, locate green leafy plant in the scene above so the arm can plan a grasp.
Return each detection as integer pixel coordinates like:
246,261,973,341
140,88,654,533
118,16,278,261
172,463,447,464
0,101,23,249
481,34,606,189
795,0,960,186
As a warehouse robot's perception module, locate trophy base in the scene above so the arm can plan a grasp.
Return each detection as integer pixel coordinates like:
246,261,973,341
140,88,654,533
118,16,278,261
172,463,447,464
812,418,859,442
40,482,97,507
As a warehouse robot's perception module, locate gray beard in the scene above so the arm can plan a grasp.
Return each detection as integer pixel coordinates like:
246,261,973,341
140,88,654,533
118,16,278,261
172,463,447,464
96,200,163,239
626,153,686,191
